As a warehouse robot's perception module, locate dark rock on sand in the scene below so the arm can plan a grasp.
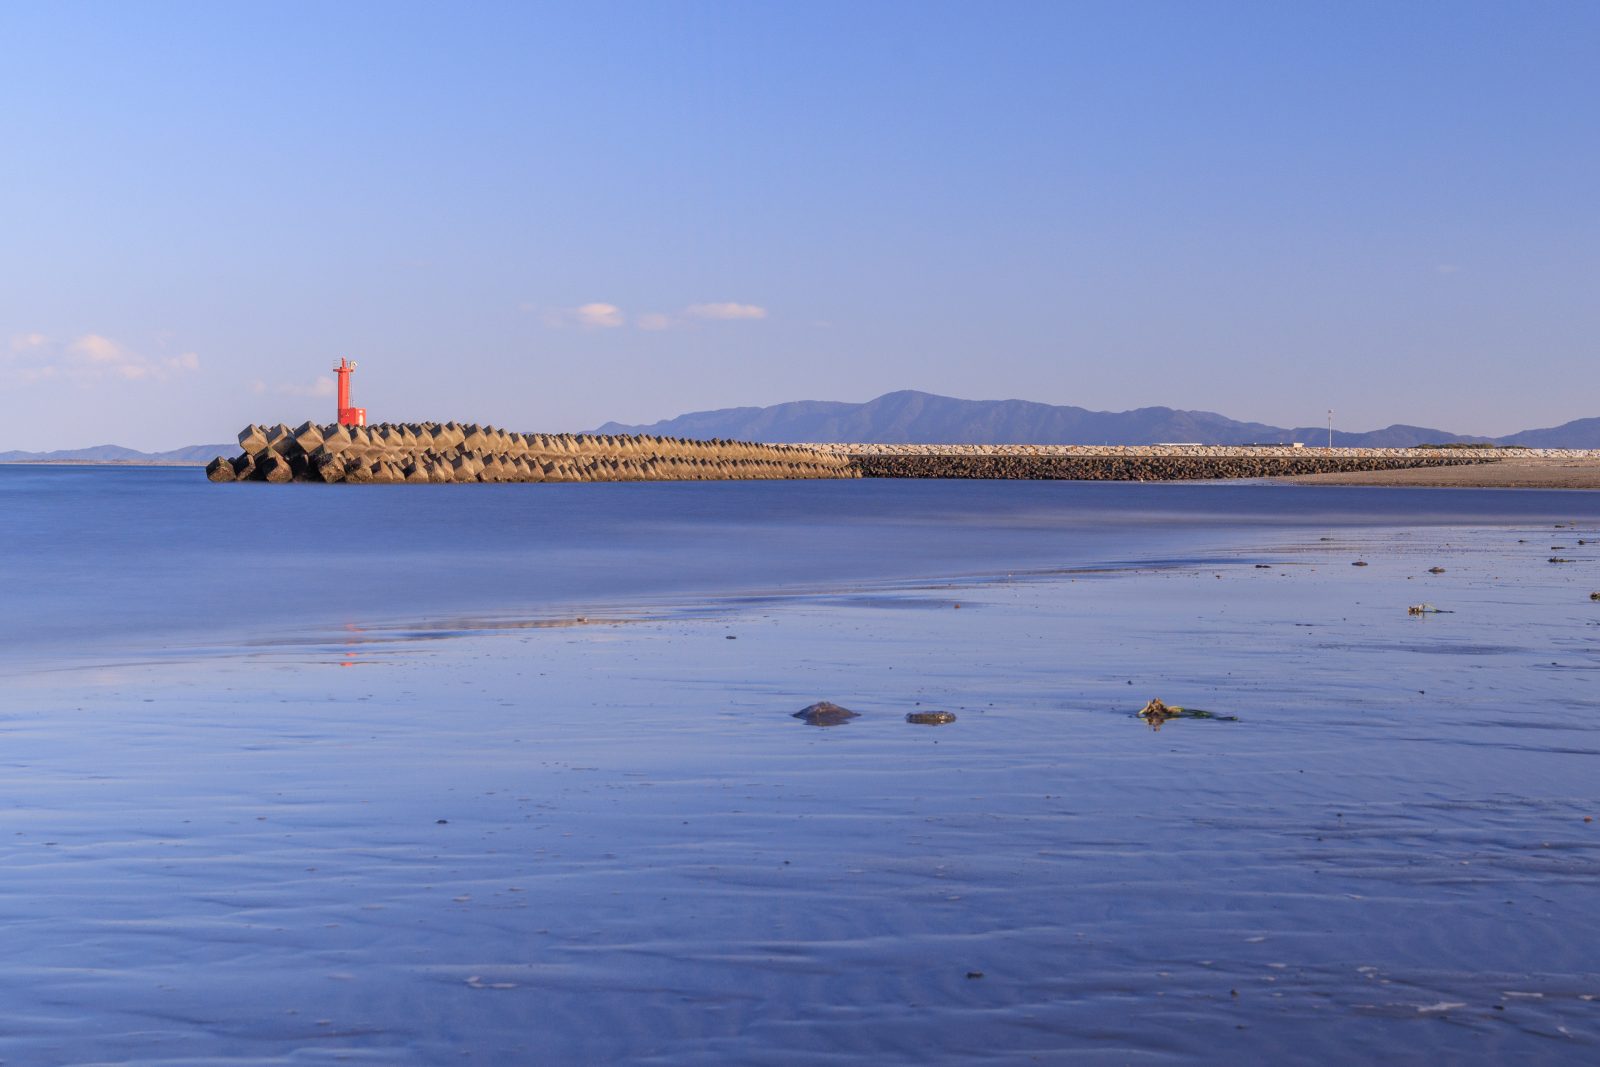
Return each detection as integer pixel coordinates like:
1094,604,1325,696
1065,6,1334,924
793,701,860,726
906,711,957,725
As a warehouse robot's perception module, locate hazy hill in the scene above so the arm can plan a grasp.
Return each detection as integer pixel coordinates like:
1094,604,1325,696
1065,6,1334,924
7,397,1600,463
1496,417,1600,449
596,390,1498,448
0,443,234,465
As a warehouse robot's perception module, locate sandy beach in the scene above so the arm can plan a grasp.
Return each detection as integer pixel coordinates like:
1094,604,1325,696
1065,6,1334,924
1286,454,1600,489
3,468,1599,1063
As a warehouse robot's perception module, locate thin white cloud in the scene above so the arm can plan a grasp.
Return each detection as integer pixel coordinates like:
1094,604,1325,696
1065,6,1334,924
279,376,337,398
532,300,770,330
632,302,772,331
539,302,626,328
576,302,624,327
2,332,200,385
684,302,767,321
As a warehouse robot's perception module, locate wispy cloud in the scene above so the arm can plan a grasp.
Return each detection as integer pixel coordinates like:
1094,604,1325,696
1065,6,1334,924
3,332,200,385
684,302,767,321
531,300,770,331
539,302,626,329
251,376,336,398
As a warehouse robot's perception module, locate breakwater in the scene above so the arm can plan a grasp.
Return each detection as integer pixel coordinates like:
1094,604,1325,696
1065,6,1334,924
846,453,1500,481
206,423,858,483
209,426,1524,484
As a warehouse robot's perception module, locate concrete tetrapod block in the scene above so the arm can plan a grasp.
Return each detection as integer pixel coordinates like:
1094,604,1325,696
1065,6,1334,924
317,424,351,453
260,454,295,483
292,421,325,454
238,425,268,453
264,424,295,455
230,453,257,480
206,456,236,482
336,458,370,484
307,453,344,483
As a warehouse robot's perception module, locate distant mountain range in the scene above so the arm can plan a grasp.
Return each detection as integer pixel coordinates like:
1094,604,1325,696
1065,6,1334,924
597,390,1600,449
5,391,1598,464
0,443,234,465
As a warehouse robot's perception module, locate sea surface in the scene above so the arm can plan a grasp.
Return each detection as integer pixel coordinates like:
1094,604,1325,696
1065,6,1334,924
1,466,1598,1064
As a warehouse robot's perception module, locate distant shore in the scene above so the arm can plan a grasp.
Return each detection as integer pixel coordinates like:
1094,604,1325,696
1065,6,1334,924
13,445,1600,488
1283,453,1600,489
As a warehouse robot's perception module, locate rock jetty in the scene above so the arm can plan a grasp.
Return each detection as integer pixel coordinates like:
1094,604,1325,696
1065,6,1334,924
207,422,859,484
209,429,1536,485
806,443,1518,480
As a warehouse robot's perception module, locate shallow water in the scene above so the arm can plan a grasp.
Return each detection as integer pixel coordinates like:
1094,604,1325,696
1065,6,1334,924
1,468,1598,1064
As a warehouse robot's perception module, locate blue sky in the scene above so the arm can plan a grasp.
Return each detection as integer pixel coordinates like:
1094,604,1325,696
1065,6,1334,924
2,0,1596,449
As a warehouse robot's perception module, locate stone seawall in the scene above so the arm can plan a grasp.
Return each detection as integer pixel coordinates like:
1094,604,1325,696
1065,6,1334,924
209,425,1547,485
846,452,1503,481
800,443,1596,459
207,422,859,484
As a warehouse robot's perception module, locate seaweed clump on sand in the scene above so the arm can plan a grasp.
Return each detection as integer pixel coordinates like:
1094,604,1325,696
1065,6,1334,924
906,711,957,726
1137,698,1239,731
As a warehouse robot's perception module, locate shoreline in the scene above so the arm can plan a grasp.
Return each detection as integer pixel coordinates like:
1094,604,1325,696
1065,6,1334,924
12,448,1600,488
1281,454,1600,489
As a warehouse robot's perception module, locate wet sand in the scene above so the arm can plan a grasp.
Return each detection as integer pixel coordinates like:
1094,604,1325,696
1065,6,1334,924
2,512,1598,1063
1286,454,1600,489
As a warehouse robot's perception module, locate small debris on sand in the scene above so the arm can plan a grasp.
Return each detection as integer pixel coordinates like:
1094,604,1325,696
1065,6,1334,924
1408,604,1454,615
1590,592,1600,601
1137,698,1238,730
1549,557,1574,564
793,701,860,727
1427,567,1446,574
1352,561,1368,567
906,711,957,726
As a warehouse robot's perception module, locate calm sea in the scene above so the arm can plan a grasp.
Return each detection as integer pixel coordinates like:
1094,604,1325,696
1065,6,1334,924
5,464,1599,665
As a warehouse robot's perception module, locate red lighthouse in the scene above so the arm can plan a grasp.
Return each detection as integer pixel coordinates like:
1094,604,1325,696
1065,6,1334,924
334,358,366,426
